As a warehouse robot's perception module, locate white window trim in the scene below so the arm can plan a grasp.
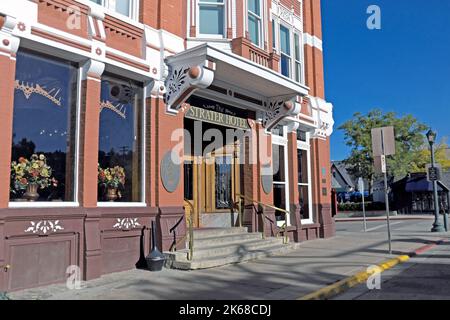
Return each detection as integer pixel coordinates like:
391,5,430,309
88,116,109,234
272,126,290,227
9,61,83,208
97,79,147,206
85,0,139,21
297,132,313,224
197,0,227,39
272,17,304,84
247,0,264,48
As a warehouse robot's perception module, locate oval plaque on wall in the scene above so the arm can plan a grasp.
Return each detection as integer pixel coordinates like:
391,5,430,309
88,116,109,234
160,151,181,193
261,164,273,195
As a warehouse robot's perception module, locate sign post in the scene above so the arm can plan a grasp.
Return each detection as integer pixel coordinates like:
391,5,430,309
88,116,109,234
358,177,367,232
372,126,396,254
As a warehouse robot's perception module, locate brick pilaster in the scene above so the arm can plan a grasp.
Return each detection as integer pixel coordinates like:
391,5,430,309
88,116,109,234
79,60,105,280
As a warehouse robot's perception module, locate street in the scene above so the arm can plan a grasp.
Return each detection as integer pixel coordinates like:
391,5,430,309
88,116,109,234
7,217,449,300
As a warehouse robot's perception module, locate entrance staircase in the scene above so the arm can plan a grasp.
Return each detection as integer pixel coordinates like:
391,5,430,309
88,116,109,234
164,227,300,270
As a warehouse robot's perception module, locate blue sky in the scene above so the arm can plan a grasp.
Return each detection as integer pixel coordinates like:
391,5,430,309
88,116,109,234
321,0,450,161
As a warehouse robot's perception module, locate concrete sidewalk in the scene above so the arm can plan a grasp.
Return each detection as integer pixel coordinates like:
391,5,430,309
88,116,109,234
7,220,448,300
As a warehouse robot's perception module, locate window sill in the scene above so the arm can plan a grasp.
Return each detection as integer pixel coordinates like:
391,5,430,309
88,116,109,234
97,202,147,208
9,202,79,208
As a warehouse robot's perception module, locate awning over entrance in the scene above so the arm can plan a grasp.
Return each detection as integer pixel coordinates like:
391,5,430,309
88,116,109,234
164,43,309,130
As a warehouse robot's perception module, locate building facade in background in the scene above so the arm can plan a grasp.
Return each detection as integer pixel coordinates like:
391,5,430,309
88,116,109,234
0,0,334,291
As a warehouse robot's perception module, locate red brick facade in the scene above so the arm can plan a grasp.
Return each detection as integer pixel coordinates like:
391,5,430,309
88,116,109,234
0,0,334,292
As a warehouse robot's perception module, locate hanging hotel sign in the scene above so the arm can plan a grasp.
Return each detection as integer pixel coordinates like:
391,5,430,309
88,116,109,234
185,105,250,130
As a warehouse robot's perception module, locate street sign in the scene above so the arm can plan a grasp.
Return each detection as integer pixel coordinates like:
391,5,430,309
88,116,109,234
371,126,396,157
427,164,442,182
371,126,395,254
358,177,367,232
374,155,387,174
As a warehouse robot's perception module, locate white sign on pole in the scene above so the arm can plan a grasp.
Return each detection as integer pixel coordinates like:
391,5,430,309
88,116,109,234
374,155,387,174
358,177,365,193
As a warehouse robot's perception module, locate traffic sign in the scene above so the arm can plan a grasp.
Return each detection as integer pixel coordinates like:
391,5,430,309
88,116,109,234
371,126,396,157
427,164,442,182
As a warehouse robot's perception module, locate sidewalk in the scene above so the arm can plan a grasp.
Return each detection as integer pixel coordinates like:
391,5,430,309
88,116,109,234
336,214,434,222
7,220,447,300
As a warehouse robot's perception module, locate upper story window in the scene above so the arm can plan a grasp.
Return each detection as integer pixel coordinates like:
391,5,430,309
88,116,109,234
198,0,226,37
272,18,304,83
248,0,262,47
279,25,291,78
90,0,138,20
10,50,79,203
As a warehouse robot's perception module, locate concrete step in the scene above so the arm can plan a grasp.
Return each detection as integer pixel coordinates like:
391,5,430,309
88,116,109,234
192,227,248,239
165,242,300,270
193,232,264,248
172,237,286,261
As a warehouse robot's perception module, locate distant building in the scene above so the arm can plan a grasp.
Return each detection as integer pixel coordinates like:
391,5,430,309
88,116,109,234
391,171,450,214
331,161,369,203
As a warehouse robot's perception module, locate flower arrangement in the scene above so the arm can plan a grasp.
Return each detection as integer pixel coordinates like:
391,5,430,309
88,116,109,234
98,165,126,189
10,154,58,193
98,165,126,201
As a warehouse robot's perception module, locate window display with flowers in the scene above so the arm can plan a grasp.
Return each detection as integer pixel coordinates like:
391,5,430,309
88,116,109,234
10,154,58,201
98,165,126,202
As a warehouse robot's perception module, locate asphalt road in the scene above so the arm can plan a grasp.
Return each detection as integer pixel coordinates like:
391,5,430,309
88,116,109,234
335,220,450,300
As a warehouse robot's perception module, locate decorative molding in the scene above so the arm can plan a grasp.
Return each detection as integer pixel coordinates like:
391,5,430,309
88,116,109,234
303,33,323,51
309,96,334,139
100,100,126,119
113,218,141,229
14,80,62,106
262,97,301,131
24,220,64,234
0,14,20,55
82,59,105,80
164,64,215,113
147,79,166,98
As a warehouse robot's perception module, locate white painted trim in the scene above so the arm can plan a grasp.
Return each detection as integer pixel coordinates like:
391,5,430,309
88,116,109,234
298,132,314,224
9,202,80,208
303,33,323,51
166,44,309,95
272,126,290,227
97,202,147,208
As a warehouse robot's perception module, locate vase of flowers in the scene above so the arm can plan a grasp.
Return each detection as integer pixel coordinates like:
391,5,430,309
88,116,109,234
10,154,58,201
98,165,126,202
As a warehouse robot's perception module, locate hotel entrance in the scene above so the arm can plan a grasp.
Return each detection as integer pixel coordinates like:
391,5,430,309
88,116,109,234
183,96,250,228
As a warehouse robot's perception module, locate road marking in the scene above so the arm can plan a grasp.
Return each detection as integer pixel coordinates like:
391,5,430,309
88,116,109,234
365,221,402,232
298,255,410,300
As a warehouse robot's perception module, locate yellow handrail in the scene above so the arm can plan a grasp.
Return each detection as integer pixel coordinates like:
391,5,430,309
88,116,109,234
183,199,194,261
235,193,289,244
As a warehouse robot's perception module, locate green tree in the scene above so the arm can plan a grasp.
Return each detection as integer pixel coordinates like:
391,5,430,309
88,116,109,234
410,139,450,172
339,109,428,192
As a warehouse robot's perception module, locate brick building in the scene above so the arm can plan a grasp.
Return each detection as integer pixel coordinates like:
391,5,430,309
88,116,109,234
0,0,334,291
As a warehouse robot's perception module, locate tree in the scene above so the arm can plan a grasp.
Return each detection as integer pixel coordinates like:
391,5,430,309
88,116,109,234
339,109,428,192
410,139,450,172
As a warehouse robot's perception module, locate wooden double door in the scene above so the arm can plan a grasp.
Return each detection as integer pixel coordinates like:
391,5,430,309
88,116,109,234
184,144,241,228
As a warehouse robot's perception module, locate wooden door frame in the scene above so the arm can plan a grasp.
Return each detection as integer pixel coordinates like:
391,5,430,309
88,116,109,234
204,143,241,213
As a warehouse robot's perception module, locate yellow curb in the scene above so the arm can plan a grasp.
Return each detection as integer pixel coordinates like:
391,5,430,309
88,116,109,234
298,255,410,300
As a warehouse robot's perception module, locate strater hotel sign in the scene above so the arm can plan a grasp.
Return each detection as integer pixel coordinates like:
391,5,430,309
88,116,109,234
185,106,250,130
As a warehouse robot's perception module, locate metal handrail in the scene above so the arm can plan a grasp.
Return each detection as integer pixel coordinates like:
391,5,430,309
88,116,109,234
235,193,289,244
183,199,195,261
